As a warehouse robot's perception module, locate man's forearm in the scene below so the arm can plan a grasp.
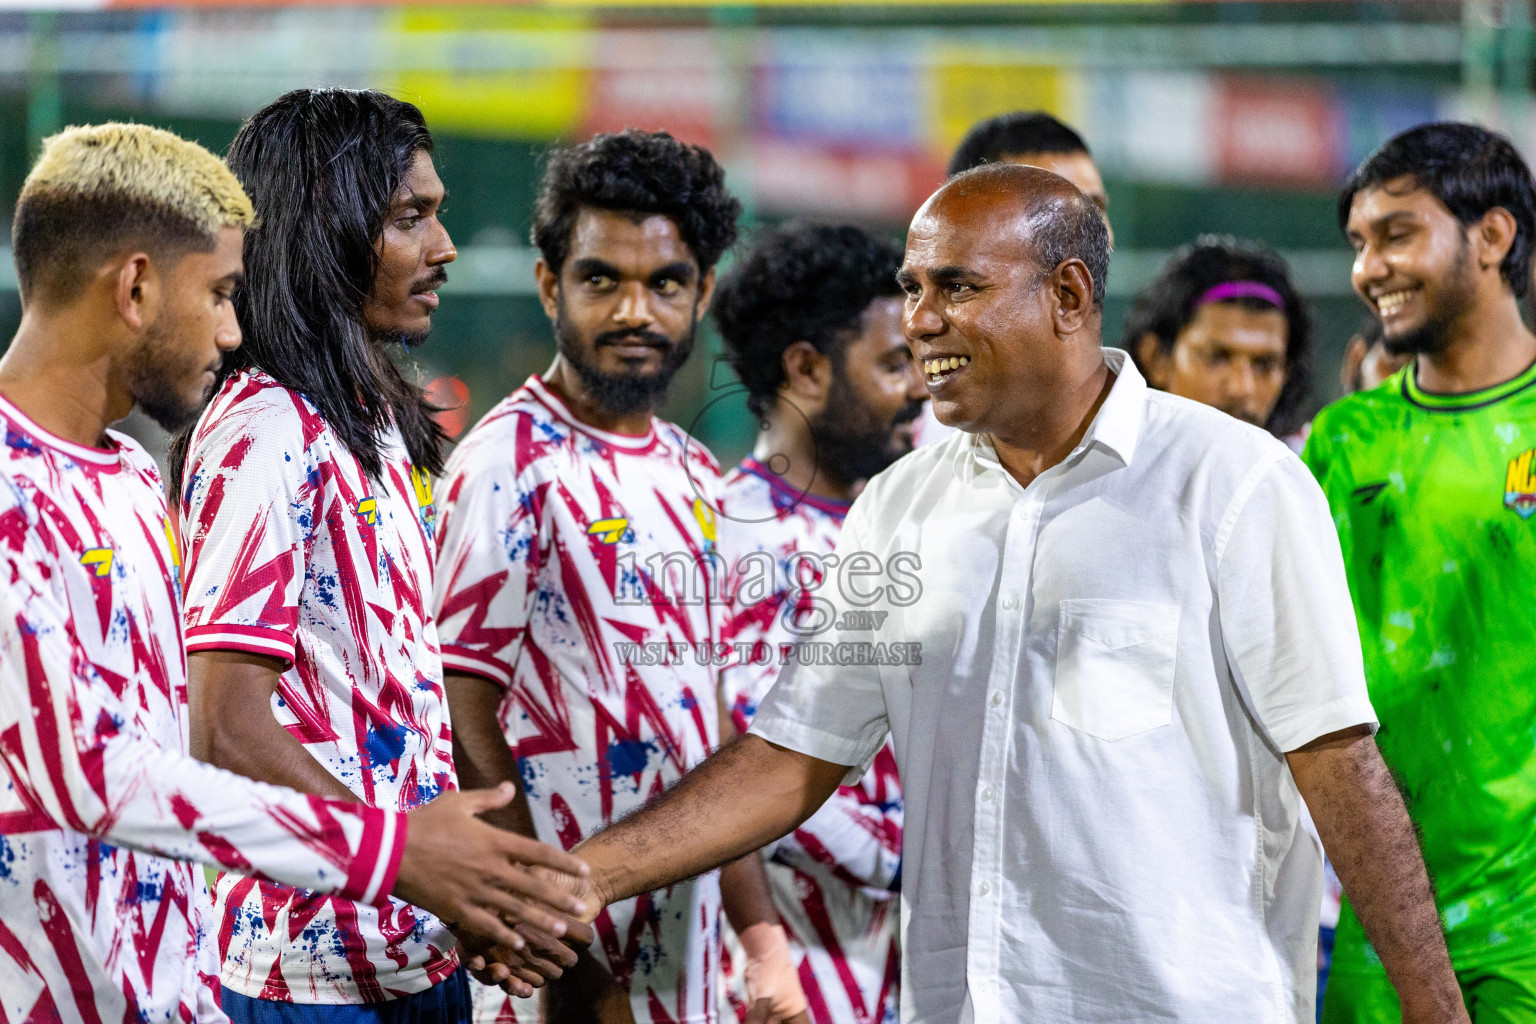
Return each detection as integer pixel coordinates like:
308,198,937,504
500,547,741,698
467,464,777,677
446,671,537,837
188,650,357,803
577,735,846,907
1288,728,1466,1024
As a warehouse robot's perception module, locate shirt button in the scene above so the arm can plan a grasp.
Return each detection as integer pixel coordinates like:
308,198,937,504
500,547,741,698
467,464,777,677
982,787,994,802
990,691,1003,707
978,881,991,896
1000,595,1019,610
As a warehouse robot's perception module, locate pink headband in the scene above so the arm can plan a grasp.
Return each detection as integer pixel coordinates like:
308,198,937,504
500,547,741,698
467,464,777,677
1193,280,1286,313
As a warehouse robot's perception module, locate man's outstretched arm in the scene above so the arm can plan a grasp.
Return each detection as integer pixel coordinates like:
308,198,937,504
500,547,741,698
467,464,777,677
1288,726,1468,1024
578,735,849,909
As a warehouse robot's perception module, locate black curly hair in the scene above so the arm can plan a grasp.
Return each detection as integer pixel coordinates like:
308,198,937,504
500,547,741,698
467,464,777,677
532,129,741,274
713,222,904,419
1339,121,1536,298
1121,236,1314,437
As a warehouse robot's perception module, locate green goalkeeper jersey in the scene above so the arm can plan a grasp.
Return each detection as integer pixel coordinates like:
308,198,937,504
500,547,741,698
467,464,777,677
1303,357,1536,969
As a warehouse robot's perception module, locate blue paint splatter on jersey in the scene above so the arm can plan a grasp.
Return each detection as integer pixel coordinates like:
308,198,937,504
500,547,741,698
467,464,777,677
607,738,656,777
364,720,408,767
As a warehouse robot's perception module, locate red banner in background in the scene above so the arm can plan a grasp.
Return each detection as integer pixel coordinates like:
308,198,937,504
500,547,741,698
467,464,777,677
1214,75,1343,188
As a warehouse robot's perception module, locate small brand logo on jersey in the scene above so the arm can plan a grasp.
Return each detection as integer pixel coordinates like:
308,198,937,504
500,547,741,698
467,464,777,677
80,548,113,577
588,517,630,544
411,467,436,531
356,497,378,526
1506,449,1536,519
161,519,181,572
692,498,717,555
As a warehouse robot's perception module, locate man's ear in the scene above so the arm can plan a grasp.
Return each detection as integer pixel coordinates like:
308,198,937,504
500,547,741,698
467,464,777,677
534,258,560,322
1135,332,1172,390
696,267,716,316
1051,259,1096,336
115,253,157,332
1473,206,1518,276
779,341,833,414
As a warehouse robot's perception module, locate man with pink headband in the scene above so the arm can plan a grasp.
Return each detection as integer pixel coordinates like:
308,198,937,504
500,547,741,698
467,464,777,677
1123,236,1314,442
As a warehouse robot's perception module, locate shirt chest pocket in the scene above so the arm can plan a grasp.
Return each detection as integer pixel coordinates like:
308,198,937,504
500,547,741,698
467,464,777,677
1051,599,1181,741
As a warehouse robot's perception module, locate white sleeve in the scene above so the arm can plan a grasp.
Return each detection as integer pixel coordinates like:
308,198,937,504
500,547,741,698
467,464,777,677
748,502,893,783
1215,453,1378,753
0,526,406,905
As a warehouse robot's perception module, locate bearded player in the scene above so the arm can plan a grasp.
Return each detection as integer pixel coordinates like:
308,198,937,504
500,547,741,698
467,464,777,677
166,89,582,1023
433,130,803,1024
1307,122,1536,1022
712,223,925,1024
0,123,588,1024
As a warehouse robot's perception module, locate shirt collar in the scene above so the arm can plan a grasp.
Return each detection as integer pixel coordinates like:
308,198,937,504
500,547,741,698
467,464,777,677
957,347,1146,483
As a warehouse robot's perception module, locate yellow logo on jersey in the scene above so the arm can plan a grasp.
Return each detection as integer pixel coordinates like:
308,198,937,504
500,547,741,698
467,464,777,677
80,548,113,577
356,497,378,526
692,498,718,556
411,467,434,511
587,518,630,545
162,519,182,572
1506,449,1536,519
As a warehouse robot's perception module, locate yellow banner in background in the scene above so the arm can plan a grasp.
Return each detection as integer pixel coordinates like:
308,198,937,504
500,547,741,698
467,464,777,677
385,8,591,140
926,57,1082,156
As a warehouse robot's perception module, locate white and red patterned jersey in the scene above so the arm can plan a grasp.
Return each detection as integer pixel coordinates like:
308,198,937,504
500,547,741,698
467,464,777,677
0,394,406,1024
717,459,902,1024
179,369,456,1004
433,375,724,1024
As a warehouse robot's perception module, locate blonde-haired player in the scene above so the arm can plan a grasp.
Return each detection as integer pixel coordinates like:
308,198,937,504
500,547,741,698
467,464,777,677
0,123,590,1024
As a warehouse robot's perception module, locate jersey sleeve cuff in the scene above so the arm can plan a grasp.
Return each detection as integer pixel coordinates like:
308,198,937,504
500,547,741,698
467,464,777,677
344,806,409,906
184,623,296,665
748,714,883,787
440,645,514,689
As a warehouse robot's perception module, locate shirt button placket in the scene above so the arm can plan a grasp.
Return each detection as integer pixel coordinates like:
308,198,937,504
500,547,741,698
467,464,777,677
967,491,1041,1024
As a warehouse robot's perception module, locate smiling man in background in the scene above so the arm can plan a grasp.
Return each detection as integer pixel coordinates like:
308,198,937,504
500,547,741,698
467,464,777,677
1307,121,1536,1024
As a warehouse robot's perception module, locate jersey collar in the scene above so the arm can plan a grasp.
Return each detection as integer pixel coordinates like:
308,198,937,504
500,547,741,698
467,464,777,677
0,392,124,470
525,375,659,452
1402,356,1536,412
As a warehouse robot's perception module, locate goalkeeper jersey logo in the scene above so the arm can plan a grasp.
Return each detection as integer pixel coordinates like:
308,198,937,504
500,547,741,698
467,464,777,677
1506,448,1536,519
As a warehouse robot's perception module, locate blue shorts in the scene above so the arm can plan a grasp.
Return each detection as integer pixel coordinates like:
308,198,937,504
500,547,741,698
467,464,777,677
221,969,471,1024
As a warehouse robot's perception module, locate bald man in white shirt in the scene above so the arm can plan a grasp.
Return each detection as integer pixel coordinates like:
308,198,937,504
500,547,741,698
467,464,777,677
538,165,1468,1024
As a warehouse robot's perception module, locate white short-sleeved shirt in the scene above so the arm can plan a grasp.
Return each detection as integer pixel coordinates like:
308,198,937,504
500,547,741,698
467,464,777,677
180,369,456,1003
750,348,1376,1024
433,375,723,1024
0,395,405,1024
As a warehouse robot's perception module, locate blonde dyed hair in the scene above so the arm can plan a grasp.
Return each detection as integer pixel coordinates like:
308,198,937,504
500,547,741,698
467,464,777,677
13,122,253,302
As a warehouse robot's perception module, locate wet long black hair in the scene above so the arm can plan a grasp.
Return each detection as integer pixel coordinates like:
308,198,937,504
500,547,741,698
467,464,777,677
169,88,445,498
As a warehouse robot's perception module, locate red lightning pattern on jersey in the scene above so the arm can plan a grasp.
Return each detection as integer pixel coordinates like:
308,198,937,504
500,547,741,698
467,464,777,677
432,376,723,1024
717,459,903,1024
0,395,406,1024
179,370,455,1004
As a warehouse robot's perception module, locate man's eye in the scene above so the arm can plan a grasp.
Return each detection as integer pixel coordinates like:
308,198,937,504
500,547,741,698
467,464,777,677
655,278,681,296
587,274,614,288
947,283,974,299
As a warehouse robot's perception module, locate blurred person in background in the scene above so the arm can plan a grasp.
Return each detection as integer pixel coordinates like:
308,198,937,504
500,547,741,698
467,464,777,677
711,222,924,1024
1307,121,1536,1024
916,110,1115,449
167,89,550,1024
1339,316,1410,395
432,130,807,1024
1124,237,1314,447
0,121,587,1024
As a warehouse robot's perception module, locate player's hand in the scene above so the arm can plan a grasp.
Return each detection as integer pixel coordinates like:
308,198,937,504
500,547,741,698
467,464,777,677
458,923,581,996
393,784,592,950
740,923,809,1022
526,862,605,926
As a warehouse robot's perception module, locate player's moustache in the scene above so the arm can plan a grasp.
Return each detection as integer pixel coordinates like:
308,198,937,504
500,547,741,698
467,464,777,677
411,267,448,294
595,328,673,350
892,400,926,425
